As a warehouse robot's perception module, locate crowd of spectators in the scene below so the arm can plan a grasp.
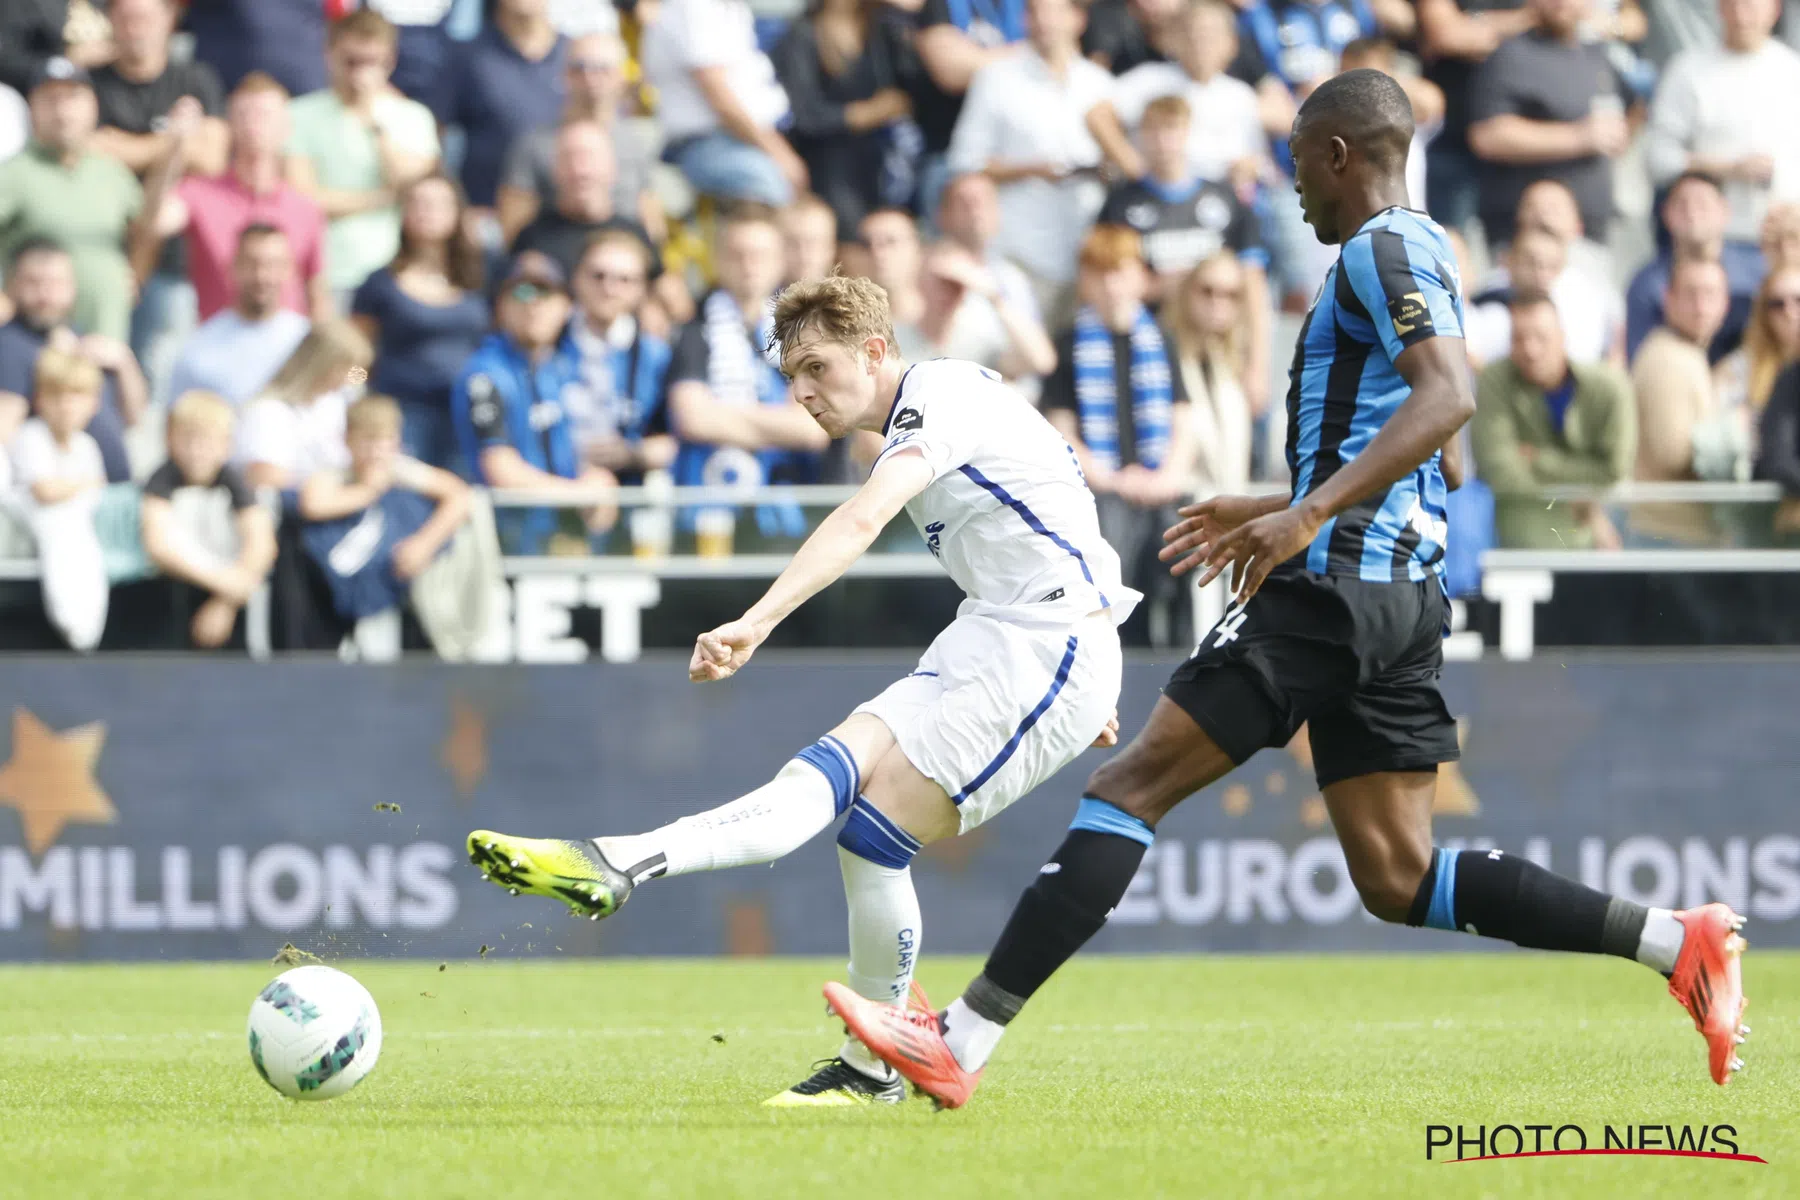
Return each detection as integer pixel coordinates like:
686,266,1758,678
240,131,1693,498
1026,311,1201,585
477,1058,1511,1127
4,0,1800,654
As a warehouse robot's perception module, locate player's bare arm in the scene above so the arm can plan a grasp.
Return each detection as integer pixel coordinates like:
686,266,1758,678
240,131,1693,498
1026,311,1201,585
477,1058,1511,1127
1193,334,1475,600
1158,493,1290,574
689,451,934,682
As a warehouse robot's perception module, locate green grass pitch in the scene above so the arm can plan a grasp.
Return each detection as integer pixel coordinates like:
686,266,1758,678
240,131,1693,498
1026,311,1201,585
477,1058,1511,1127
1,953,1793,1199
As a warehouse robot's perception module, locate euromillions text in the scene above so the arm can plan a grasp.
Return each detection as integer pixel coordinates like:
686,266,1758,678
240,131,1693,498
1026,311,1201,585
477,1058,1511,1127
1425,1123,1765,1164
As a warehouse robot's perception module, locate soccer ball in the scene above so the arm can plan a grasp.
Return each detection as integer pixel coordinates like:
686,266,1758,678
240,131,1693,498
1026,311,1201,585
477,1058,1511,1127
246,965,384,1100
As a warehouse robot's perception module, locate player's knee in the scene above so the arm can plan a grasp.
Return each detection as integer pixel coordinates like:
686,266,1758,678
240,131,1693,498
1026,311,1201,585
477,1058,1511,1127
1349,854,1432,924
1085,757,1164,828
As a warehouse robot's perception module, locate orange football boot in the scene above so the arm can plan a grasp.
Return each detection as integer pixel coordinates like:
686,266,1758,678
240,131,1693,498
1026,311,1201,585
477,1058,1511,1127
1667,903,1750,1085
826,981,981,1109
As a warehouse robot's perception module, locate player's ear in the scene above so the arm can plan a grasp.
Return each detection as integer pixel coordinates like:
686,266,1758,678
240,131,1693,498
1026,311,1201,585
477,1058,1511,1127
863,335,887,372
1330,135,1350,172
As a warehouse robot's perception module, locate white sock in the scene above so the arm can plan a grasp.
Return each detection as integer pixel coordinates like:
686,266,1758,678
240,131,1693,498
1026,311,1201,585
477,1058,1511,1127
837,846,922,1004
1637,907,1686,974
941,997,1006,1073
840,1034,897,1082
598,759,838,879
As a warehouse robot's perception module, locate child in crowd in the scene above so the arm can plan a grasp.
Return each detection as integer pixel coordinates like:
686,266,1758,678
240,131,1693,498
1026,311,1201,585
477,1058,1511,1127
139,391,279,648
12,349,109,650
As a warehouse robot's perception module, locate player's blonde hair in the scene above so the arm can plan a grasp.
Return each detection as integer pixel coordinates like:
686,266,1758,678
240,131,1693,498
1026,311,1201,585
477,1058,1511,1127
769,274,897,360
34,347,102,398
346,394,404,439
168,389,236,435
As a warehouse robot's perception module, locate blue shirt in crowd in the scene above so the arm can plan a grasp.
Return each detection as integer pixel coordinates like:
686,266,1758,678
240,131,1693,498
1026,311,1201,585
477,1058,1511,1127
352,269,490,468
0,319,131,483
452,331,582,553
184,0,328,96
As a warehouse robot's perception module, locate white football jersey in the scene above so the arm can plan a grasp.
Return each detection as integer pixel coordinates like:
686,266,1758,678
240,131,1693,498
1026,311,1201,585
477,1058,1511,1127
873,359,1142,627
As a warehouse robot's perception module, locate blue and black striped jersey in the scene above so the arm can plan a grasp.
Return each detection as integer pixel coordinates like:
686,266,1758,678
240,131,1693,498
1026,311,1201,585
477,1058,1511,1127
1285,206,1463,583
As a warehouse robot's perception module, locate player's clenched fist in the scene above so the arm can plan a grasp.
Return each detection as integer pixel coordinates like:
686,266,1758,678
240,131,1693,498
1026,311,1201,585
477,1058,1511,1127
688,618,767,682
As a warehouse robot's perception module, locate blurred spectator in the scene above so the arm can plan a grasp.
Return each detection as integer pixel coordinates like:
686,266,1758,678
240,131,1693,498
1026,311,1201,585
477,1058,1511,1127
1088,0,1268,188
185,0,328,97
947,0,1111,301
91,0,230,399
641,0,803,208
1644,0,1800,244
1472,291,1635,548
1755,358,1800,536
351,174,490,471
297,394,471,651
773,0,916,235
1466,0,1629,249
0,84,26,162
1096,92,1269,406
1632,256,1734,539
1338,38,1443,211
496,33,658,246
1416,0,1534,232
666,206,829,534
1164,252,1254,497
906,0,1027,221
165,224,311,407
1083,0,1184,73
440,0,567,209
0,58,145,344
1514,178,1618,314
561,229,677,484
12,347,110,651
235,318,374,489
453,250,615,554
0,238,143,481
780,193,840,281
1042,225,1192,644
545,0,621,38
139,73,330,322
1237,0,1414,102
138,389,277,648
1717,262,1800,418
509,121,681,325
0,2,113,97
1762,201,1800,266
934,169,1043,320
1465,226,1623,368
90,0,228,177
362,0,459,106
286,11,441,303
1625,172,1764,363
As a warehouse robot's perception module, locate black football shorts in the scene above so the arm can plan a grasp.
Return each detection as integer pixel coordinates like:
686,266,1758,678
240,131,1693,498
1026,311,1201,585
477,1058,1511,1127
1163,567,1459,789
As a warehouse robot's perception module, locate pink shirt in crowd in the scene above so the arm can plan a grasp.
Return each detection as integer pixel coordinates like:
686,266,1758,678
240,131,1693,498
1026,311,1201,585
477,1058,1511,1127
176,173,326,318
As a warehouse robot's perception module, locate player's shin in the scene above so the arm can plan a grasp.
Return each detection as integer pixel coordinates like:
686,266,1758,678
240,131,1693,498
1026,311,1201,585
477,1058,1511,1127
1403,847,1686,973
597,736,860,880
945,797,1154,1072
834,800,925,1081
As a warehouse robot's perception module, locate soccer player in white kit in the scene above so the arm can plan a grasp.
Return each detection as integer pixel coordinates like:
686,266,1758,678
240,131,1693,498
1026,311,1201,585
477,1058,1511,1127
467,274,1137,1105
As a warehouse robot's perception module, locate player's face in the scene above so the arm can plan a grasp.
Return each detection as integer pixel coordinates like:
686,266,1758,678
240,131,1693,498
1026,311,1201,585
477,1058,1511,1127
782,334,881,438
1289,125,1343,245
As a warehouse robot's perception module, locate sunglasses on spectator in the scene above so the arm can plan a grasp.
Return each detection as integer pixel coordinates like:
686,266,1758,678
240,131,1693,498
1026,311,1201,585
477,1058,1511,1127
1769,293,1800,311
585,268,645,286
507,282,558,303
570,58,622,73
342,53,389,70
1191,283,1242,301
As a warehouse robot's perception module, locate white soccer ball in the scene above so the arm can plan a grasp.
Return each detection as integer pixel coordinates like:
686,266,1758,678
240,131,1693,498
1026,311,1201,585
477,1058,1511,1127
246,965,384,1100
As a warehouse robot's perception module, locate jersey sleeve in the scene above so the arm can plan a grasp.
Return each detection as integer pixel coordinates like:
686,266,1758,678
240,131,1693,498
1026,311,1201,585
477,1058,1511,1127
1341,227,1464,361
871,363,992,482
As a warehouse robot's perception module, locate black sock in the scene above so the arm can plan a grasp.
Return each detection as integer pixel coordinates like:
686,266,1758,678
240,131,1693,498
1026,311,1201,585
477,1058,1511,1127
972,829,1150,1018
1406,848,1647,961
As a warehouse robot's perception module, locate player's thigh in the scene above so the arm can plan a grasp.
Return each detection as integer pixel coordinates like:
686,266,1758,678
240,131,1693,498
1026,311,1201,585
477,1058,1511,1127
1160,572,1359,781
1088,695,1238,827
862,742,960,845
1320,770,1438,921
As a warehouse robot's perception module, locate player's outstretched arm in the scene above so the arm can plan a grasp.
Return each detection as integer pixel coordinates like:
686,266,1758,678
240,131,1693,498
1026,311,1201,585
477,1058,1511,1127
1194,335,1476,601
688,451,935,682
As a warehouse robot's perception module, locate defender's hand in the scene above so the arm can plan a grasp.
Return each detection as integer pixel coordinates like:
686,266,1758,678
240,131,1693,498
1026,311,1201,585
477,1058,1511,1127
1091,710,1120,749
688,618,766,682
1158,494,1268,574
1194,504,1323,602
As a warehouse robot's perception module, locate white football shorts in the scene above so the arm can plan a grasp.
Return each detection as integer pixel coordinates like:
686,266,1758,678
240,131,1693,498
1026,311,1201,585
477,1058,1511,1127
855,610,1123,832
